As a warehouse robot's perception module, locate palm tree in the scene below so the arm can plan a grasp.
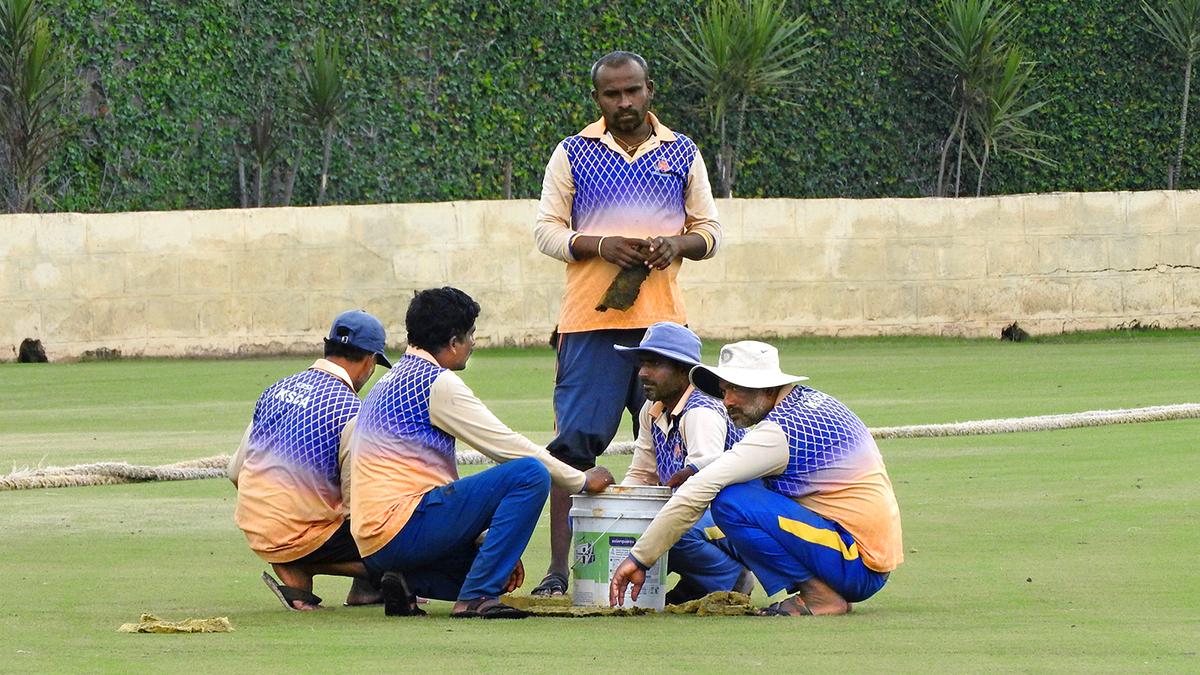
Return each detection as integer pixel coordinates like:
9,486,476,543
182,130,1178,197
970,46,1056,196
297,30,349,205
0,0,73,212
667,0,815,198
1142,0,1200,189
921,0,1018,196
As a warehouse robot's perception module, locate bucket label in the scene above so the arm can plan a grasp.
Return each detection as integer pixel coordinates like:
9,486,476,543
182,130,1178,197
573,530,666,604
575,540,595,566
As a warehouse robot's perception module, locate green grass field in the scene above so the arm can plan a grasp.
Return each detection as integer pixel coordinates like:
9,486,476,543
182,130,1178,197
1,333,1198,673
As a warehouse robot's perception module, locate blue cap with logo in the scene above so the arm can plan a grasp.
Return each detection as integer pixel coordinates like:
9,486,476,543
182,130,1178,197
327,310,391,368
613,321,702,367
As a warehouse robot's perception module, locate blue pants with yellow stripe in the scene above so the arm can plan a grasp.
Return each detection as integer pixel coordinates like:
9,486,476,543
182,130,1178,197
710,481,888,603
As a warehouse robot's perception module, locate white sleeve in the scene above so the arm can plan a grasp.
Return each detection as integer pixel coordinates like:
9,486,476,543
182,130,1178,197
629,422,789,566
227,422,253,486
428,371,586,492
533,142,577,262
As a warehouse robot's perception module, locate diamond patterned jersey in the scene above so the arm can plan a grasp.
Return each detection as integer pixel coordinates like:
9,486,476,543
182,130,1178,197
356,354,457,475
651,389,745,484
564,132,697,234
248,368,361,484
762,386,874,498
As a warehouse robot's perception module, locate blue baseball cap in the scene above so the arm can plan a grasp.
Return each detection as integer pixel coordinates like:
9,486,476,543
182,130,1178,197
327,310,391,368
614,322,702,368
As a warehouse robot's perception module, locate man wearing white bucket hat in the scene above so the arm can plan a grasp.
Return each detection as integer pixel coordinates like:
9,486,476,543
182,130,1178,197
613,322,752,604
610,341,903,616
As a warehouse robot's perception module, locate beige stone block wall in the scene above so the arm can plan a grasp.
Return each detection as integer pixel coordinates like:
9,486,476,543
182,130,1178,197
1,191,1197,360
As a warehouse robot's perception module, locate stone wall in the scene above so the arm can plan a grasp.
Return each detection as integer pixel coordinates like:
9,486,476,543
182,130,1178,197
1,192,1197,360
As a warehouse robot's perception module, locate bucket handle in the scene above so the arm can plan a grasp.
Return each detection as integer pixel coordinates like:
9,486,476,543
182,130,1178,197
569,514,625,570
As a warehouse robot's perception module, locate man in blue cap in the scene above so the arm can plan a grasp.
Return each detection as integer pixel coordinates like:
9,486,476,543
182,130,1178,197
614,322,752,604
229,309,391,611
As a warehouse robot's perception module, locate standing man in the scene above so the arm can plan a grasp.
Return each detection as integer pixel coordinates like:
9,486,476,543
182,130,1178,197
610,342,904,616
616,322,751,604
350,287,614,619
532,51,723,596
230,310,390,611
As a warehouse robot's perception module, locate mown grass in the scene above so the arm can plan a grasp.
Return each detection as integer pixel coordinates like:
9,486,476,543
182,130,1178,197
1,333,1197,672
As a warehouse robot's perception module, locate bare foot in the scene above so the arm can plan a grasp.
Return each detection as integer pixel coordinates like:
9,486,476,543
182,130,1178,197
344,577,383,606
797,577,851,616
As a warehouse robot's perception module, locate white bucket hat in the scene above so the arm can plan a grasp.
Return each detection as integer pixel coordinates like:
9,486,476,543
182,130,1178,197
689,340,808,398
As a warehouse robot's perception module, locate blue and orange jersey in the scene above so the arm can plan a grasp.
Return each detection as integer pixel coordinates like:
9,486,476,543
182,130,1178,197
534,114,722,333
233,360,361,563
349,352,457,557
763,386,904,572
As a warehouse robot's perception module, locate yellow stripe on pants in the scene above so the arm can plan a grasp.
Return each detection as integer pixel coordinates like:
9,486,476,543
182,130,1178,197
777,516,860,561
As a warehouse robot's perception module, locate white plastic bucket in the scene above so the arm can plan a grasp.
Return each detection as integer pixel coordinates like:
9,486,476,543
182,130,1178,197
569,484,672,611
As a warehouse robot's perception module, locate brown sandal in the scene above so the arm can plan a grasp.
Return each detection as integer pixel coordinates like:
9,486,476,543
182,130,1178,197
757,595,813,616
450,597,531,619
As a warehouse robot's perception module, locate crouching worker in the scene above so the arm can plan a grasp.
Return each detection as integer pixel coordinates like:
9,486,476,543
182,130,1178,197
614,322,752,604
350,287,614,619
230,310,390,611
611,341,903,616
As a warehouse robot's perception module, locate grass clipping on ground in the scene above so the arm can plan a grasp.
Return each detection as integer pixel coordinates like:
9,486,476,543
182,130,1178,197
118,614,233,633
500,591,754,617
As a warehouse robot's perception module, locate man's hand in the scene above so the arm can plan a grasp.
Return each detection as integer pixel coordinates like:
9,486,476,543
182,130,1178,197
609,556,645,607
504,558,525,593
644,235,685,269
664,466,696,489
599,236,650,269
582,466,615,493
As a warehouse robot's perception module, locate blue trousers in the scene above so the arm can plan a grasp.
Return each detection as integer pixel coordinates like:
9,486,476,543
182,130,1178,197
547,329,646,468
711,481,889,603
668,510,744,594
363,457,551,601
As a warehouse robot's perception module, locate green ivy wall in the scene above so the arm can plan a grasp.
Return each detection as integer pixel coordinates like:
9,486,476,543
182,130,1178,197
42,1,1193,212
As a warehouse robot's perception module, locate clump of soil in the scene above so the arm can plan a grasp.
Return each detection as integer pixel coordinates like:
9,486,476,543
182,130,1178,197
665,591,756,616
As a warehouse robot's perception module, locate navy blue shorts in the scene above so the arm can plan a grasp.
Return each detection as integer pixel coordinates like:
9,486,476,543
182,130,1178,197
547,328,647,469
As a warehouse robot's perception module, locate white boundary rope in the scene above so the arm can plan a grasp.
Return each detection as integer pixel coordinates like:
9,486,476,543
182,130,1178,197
3,403,1198,491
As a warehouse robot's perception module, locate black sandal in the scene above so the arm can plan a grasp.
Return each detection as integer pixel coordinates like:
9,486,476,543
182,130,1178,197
381,572,427,617
530,571,568,597
261,571,323,611
450,597,531,619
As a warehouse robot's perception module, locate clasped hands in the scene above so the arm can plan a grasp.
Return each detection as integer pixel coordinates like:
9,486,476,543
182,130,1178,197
598,235,683,270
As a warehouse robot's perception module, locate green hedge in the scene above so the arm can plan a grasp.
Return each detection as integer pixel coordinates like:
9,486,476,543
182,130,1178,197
41,1,1195,212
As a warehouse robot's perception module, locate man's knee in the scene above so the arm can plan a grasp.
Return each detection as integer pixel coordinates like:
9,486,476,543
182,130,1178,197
547,430,604,469
711,482,757,526
506,457,551,491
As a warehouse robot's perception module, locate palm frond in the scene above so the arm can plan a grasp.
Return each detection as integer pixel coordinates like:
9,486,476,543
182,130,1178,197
1141,0,1200,62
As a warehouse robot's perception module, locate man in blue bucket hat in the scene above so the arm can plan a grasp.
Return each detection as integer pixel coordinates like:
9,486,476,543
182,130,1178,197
612,322,753,604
